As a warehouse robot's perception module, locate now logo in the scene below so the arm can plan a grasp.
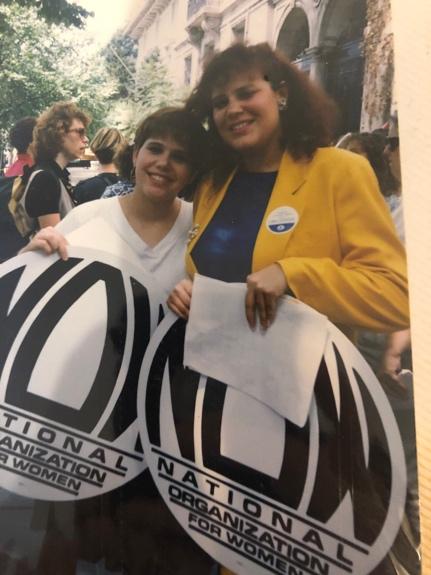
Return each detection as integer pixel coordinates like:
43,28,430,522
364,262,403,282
137,313,407,575
0,248,162,500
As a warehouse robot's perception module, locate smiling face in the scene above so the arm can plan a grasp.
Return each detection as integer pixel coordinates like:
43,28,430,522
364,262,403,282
61,118,89,162
134,136,193,204
211,69,285,170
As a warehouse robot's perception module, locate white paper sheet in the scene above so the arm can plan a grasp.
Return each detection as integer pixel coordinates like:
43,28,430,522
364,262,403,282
184,274,329,427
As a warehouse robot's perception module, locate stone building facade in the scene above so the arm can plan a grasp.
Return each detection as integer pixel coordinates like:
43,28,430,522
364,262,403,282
125,0,394,132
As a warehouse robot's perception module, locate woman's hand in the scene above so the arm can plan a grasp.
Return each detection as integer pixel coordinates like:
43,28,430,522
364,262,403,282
20,226,69,261
379,329,411,394
245,263,288,330
167,278,193,319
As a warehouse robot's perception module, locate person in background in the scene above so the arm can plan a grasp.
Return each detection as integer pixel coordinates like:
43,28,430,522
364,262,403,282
4,117,37,177
73,127,125,204
336,131,398,198
22,101,90,230
384,113,404,241
102,141,135,198
381,114,411,382
338,128,404,242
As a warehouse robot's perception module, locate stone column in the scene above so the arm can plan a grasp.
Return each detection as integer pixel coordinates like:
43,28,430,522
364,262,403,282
360,0,394,130
306,40,337,85
200,14,222,58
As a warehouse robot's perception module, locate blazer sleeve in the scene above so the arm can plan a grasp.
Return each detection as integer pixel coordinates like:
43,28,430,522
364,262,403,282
278,156,409,332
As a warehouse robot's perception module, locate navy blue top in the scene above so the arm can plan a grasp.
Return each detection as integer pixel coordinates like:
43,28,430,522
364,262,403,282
191,171,277,282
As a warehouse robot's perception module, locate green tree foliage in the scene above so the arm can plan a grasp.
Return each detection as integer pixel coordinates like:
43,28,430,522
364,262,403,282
102,33,137,99
135,50,181,115
107,48,184,136
0,0,91,28
0,4,114,142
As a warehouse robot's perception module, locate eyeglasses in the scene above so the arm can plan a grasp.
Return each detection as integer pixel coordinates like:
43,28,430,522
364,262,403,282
67,128,87,139
386,137,399,152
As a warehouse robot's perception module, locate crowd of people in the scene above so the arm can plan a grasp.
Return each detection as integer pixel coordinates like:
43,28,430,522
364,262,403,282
0,41,416,575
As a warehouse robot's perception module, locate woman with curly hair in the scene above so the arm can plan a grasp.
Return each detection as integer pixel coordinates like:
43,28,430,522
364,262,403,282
168,42,409,337
22,101,90,231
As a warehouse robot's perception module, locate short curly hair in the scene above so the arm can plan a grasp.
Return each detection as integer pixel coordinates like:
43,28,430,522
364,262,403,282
33,101,91,163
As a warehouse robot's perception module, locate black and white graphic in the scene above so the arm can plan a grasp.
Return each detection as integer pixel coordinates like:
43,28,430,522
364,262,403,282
137,313,407,575
0,248,162,500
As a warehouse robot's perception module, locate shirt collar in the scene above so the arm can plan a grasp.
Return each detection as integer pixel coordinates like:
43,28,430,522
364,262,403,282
42,159,70,183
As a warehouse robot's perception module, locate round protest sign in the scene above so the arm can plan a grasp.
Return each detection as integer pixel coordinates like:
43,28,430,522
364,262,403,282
0,248,162,500
137,313,407,575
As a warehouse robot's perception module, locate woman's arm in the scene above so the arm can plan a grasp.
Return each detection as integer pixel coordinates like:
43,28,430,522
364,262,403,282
38,213,61,229
25,170,62,227
277,156,409,332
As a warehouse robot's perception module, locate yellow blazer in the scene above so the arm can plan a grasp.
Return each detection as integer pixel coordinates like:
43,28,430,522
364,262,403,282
186,148,409,333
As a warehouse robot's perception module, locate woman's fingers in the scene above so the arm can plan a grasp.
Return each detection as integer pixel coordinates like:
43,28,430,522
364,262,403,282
168,301,189,319
168,286,191,318
245,287,257,329
246,287,277,330
255,290,268,329
22,227,69,260
167,279,193,319
246,264,288,330
42,229,69,260
265,293,277,327
181,278,194,298
56,236,69,261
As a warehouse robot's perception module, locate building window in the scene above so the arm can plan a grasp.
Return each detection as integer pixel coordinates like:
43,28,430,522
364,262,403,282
184,55,192,85
187,0,206,20
232,21,245,43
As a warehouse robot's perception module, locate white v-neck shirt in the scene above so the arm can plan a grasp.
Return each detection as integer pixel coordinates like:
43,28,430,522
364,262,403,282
56,197,192,298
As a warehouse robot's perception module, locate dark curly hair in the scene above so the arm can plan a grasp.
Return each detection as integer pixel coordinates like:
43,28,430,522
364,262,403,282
186,42,338,184
9,117,37,154
338,132,398,196
33,101,91,163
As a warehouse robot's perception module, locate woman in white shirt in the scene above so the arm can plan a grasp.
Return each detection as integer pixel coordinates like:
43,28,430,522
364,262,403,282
20,108,214,574
23,107,209,299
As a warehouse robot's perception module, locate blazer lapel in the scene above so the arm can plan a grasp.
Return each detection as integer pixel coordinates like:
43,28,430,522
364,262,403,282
187,171,236,254
252,152,311,271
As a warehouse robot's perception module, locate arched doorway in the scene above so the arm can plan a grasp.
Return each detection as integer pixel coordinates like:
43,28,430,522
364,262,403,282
276,7,311,72
319,0,366,134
